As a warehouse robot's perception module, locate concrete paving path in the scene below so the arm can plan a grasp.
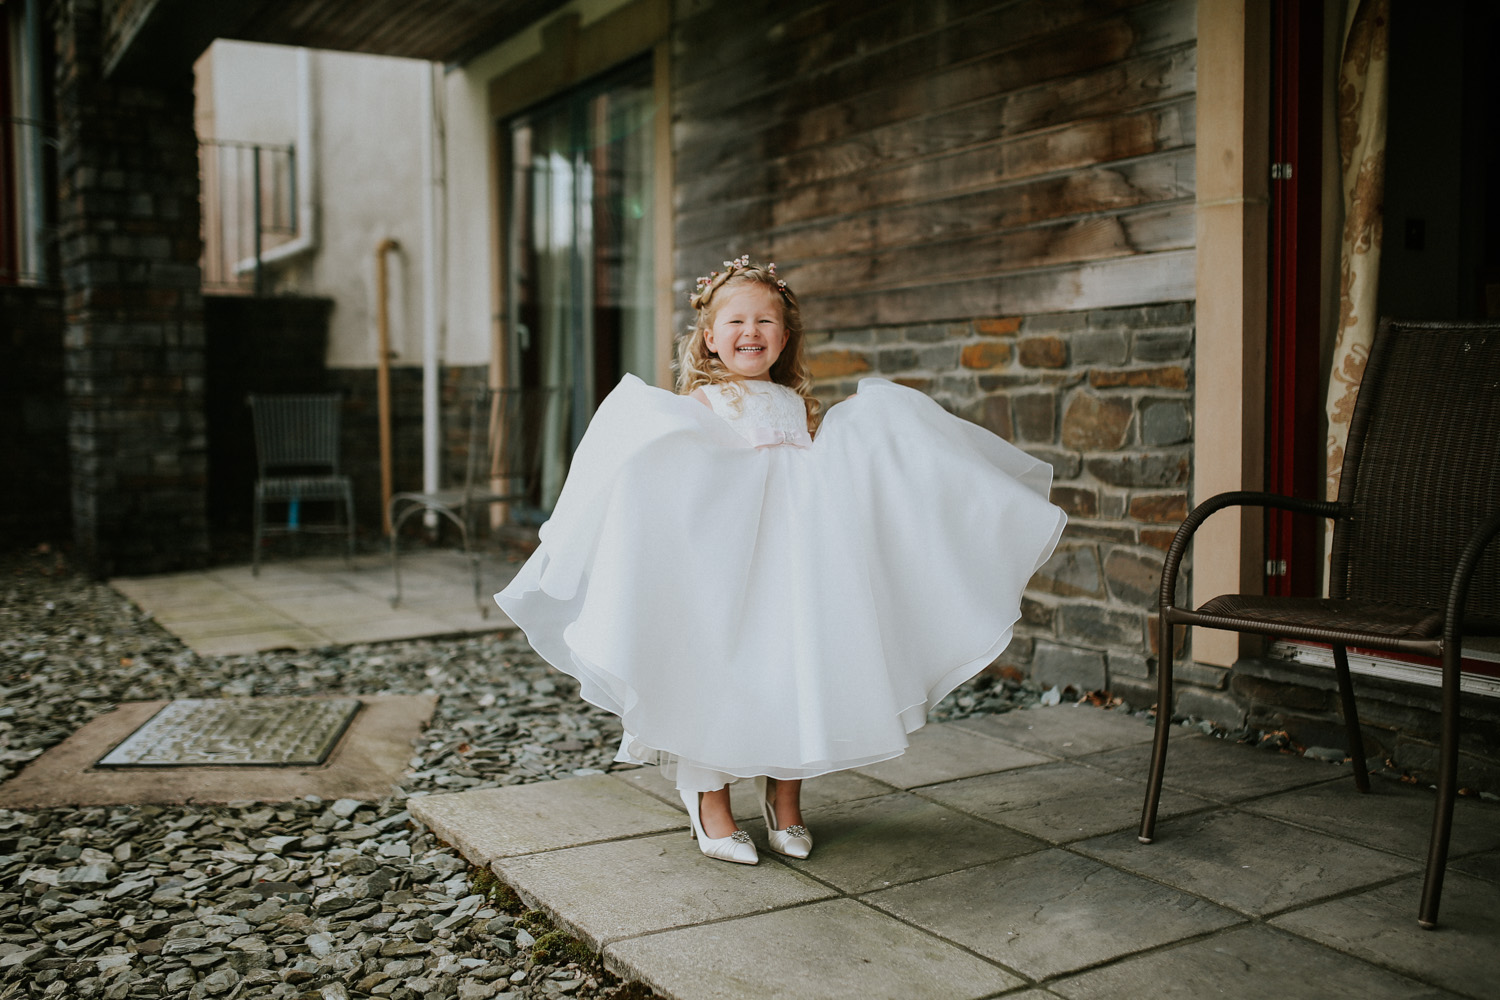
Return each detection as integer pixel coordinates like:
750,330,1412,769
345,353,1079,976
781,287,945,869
111,549,521,655
411,708,1500,1000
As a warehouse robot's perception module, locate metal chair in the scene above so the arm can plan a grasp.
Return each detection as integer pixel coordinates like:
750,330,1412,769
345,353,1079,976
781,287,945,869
389,386,553,616
1141,318,1500,929
248,393,357,575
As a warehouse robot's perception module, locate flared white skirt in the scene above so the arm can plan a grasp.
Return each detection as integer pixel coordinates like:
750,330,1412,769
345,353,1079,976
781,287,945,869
496,375,1066,788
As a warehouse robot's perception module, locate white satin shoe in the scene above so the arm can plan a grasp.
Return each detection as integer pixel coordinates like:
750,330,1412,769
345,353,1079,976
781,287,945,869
680,789,758,865
756,776,813,859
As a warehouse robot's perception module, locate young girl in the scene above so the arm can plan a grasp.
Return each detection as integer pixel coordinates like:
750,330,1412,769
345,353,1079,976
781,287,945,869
496,256,1065,866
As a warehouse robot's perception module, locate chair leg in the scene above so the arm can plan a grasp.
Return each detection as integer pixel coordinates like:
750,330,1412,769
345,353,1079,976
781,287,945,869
252,492,264,576
1139,614,1177,843
390,502,408,609
1418,641,1463,929
459,524,487,618
1331,644,1370,793
344,489,356,567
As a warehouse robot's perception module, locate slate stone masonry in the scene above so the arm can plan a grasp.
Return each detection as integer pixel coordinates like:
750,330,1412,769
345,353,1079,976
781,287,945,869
52,0,209,575
808,302,1196,712
326,364,490,535
0,286,70,547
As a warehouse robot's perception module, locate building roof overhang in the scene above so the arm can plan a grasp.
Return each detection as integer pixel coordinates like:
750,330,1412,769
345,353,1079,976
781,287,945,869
105,0,571,81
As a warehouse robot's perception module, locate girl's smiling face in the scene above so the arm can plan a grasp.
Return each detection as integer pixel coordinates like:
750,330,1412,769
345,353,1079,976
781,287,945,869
703,283,787,381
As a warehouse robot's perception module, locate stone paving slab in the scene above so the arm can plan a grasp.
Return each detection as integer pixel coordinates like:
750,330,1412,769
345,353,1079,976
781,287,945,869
852,722,1053,788
408,775,686,863
952,705,1156,758
1075,809,1418,917
0,694,435,808
611,763,890,820
1080,732,1347,802
1046,924,1467,1000
1240,779,1500,861
605,898,1024,1000
400,706,1489,1000
1271,873,1500,999
496,830,836,946
1451,848,1500,883
111,550,520,655
864,848,1243,980
775,791,1043,893
918,760,1216,843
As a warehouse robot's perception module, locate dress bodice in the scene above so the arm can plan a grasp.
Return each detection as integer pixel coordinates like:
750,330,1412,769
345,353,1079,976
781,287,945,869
701,381,812,449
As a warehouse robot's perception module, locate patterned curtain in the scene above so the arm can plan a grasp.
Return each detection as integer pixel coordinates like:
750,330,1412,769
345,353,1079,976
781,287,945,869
1324,0,1390,501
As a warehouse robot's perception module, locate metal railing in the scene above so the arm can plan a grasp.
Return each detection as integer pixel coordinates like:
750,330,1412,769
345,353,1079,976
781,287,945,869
199,139,297,295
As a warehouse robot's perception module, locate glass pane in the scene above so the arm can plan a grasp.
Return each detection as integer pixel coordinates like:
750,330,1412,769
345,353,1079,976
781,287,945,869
506,59,654,511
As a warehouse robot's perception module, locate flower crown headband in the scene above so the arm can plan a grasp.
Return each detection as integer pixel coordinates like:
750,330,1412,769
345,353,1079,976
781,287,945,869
690,254,791,310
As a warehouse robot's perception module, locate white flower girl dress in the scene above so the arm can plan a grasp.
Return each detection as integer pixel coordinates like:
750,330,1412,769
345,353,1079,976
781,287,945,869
496,374,1066,790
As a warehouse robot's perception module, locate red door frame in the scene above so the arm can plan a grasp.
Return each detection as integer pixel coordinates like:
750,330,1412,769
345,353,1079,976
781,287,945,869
1267,2,1497,681
1266,0,1325,597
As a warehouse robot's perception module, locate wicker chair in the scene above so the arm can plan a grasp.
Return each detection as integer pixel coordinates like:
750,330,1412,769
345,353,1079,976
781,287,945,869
248,393,357,575
1140,318,1500,929
389,386,553,616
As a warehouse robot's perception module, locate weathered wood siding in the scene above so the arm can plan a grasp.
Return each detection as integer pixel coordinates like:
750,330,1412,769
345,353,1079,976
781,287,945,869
671,0,1198,703
672,0,1194,323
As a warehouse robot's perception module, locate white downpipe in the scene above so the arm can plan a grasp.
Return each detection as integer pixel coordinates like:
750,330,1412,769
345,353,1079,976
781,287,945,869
420,63,445,509
249,48,318,268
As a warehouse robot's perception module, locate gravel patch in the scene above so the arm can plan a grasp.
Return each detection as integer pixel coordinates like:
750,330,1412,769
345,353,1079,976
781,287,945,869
0,546,1062,999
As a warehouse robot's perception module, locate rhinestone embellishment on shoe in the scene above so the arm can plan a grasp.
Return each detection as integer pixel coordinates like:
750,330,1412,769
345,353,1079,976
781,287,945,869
730,830,752,845
784,825,808,839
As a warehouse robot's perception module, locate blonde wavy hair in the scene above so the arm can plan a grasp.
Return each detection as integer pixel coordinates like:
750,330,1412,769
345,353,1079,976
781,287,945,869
675,256,820,431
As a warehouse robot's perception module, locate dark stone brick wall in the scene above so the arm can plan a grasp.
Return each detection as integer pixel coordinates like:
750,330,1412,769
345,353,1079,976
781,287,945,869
0,286,70,548
199,289,485,547
53,0,208,576
203,295,333,533
1233,658,1500,794
326,365,490,537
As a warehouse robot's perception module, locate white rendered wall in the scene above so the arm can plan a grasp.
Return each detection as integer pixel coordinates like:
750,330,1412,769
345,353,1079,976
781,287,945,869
198,41,432,371
198,0,639,374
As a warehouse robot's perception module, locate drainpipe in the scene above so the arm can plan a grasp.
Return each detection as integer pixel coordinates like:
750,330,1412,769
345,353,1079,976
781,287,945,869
376,239,400,534
420,63,444,515
21,0,47,283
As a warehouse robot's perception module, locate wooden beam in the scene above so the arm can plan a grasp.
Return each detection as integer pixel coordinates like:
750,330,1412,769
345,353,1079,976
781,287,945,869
1191,0,1271,667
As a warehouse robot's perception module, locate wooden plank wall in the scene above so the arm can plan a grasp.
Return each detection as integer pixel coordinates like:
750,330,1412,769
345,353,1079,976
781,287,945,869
670,0,1199,703
670,0,1195,328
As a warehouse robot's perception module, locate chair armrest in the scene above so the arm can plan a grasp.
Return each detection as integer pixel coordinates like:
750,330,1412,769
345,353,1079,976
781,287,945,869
1443,509,1500,645
1159,491,1342,612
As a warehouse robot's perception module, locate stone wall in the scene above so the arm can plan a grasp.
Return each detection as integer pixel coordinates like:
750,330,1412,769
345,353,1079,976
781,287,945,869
326,365,490,537
0,286,70,548
203,295,333,534
807,301,1195,710
1233,658,1500,794
53,0,209,576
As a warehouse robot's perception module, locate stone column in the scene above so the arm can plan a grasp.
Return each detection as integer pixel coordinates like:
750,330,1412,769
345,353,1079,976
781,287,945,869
52,0,208,576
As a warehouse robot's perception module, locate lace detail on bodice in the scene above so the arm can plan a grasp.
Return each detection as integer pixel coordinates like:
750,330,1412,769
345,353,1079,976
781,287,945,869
701,381,812,449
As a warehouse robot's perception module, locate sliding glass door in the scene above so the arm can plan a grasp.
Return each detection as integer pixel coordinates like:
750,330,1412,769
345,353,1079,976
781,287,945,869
505,58,656,509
